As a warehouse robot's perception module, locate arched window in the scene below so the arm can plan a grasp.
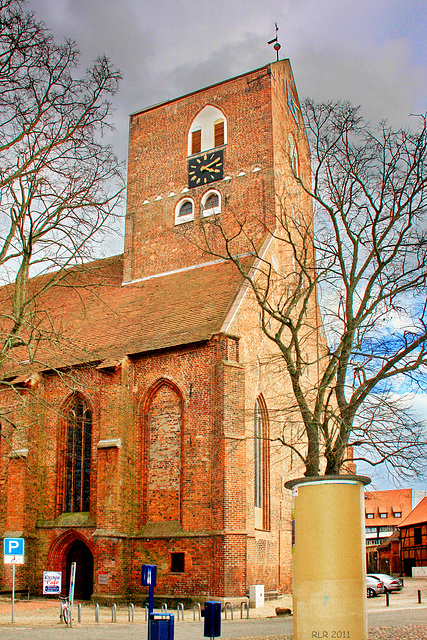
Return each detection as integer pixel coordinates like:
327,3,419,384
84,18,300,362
201,189,221,217
65,395,92,513
175,198,194,225
188,106,227,155
254,397,270,530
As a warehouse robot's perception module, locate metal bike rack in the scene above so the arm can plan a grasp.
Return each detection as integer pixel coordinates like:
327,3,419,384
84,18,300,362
128,603,135,622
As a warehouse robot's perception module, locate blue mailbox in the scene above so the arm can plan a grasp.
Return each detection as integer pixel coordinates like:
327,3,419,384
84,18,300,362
201,601,221,638
141,564,157,614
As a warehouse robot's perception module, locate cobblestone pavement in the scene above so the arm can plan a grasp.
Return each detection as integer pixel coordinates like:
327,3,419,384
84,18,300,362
368,626,427,639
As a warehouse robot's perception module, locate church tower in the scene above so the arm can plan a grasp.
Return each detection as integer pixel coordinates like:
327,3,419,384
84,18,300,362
123,59,310,283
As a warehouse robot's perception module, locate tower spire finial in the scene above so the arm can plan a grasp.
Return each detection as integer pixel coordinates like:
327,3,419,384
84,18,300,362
268,23,281,62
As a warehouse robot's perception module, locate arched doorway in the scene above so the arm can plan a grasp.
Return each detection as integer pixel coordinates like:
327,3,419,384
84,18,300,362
66,539,94,600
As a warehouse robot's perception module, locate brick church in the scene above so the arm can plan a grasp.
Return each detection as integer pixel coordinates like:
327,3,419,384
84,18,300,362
0,59,315,601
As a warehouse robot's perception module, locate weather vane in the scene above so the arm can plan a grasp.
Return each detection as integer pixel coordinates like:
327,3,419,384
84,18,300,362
268,23,281,61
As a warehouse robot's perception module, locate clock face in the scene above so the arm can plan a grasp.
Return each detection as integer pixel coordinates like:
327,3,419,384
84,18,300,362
188,149,224,188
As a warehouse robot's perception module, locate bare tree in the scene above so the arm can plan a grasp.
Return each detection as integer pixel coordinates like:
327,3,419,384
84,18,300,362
185,99,427,479
0,0,124,378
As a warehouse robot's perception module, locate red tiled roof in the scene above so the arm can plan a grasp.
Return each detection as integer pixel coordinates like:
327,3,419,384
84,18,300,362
363,489,413,524
399,497,427,528
0,255,246,378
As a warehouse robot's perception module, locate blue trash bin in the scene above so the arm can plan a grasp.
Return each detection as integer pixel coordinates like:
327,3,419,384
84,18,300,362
148,612,175,640
201,601,221,638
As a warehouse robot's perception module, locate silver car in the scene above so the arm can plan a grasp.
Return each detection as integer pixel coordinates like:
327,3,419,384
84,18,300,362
367,575,385,597
367,573,403,593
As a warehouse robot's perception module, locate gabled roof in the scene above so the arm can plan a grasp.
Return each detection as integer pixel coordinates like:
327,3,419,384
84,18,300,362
377,529,400,549
1,254,246,379
399,497,427,528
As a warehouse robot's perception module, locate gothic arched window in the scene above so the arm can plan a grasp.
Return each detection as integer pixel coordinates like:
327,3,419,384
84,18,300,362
144,381,182,523
288,134,299,177
65,395,92,513
254,396,270,530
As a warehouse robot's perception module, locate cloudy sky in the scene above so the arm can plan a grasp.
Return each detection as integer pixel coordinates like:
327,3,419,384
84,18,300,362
28,0,427,164
27,0,427,490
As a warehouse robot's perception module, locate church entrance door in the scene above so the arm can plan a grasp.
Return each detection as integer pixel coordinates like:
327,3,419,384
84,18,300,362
65,539,94,600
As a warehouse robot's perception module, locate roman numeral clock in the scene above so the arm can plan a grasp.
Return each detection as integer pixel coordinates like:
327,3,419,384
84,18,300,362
188,149,224,187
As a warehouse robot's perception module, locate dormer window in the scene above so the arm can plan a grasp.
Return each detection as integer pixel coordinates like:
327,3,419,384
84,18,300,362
188,106,227,156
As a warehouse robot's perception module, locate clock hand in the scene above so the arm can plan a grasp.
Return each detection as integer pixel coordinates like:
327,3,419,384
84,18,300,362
205,158,221,169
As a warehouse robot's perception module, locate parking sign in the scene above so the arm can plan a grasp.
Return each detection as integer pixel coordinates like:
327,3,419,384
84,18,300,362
4,538,25,564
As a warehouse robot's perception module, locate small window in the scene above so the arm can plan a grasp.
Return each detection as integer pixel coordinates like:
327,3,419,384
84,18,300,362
175,198,194,225
178,201,192,217
393,511,402,518
201,190,221,217
288,134,299,177
366,513,374,519
414,527,422,545
191,129,201,155
214,120,225,147
171,552,185,573
379,512,387,518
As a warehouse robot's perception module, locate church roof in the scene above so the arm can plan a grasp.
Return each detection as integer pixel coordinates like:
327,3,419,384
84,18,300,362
1,254,246,380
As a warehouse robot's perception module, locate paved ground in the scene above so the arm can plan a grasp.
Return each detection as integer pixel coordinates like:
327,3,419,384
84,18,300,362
0,577,425,639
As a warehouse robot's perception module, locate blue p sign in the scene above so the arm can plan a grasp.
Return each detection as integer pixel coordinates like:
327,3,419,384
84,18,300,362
4,538,25,564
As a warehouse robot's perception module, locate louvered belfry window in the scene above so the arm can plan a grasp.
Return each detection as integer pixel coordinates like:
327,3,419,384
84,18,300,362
65,395,92,512
214,120,225,147
191,129,201,154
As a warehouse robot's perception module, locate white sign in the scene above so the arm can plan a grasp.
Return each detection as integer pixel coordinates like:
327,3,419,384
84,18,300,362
4,538,24,565
43,571,62,594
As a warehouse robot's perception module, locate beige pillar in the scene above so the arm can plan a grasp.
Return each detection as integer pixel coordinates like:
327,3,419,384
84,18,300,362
285,475,370,640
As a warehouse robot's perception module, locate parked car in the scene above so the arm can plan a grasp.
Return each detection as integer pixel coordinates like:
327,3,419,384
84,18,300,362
367,575,385,597
367,574,403,593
